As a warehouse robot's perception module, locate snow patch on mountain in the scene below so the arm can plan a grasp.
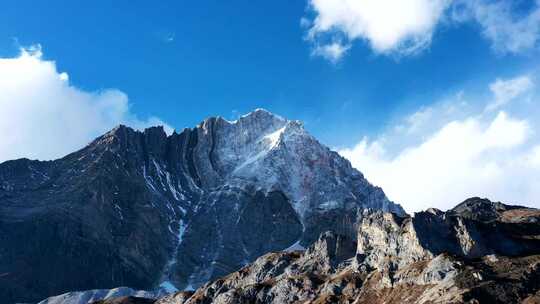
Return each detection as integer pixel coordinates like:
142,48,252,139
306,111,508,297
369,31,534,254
284,240,306,252
37,287,157,304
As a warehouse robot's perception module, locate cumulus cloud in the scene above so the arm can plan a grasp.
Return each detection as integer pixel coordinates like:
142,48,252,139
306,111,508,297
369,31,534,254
306,0,450,58
305,0,540,61
340,75,540,213
0,45,173,163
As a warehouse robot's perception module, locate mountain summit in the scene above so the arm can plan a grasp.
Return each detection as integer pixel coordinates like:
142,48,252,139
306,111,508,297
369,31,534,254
0,109,403,303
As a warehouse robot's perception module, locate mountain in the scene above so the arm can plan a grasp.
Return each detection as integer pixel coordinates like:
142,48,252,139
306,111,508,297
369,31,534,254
0,109,404,303
146,198,540,304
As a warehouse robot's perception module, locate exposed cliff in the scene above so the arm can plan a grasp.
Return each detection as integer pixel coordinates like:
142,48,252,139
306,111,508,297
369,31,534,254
150,198,540,304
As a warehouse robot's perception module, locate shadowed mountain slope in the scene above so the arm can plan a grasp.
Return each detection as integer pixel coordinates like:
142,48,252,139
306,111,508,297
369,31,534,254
0,109,403,303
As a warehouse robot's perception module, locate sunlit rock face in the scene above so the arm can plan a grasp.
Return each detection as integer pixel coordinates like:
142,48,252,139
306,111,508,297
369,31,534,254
0,109,403,303
158,198,540,304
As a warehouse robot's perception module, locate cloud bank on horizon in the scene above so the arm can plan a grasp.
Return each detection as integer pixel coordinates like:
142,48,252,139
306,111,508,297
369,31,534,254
340,74,540,213
305,0,540,212
304,0,540,61
0,46,172,163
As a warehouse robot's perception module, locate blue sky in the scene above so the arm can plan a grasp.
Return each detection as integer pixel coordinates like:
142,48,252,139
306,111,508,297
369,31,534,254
0,0,539,211
0,0,535,146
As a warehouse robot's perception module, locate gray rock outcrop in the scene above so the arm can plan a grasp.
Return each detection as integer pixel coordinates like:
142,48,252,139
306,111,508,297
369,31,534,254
153,198,540,304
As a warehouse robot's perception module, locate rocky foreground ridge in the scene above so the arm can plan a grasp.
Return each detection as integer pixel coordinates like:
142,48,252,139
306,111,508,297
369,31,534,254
98,198,540,304
0,110,404,303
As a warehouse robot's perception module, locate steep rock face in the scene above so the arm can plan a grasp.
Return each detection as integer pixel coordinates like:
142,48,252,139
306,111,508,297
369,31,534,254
155,198,540,304
0,109,403,303
167,231,358,304
0,129,172,303
355,196,540,276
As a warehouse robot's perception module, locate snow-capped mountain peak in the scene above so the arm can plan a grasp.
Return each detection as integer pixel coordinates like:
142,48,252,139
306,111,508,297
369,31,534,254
0,109,404,303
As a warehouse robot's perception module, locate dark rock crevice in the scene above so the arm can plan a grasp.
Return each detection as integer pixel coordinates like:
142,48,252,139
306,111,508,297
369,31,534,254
184,129,201,188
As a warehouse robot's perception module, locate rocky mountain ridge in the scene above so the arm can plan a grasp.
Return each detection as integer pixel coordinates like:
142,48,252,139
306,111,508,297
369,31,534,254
140,198,540,304
0,109,403,303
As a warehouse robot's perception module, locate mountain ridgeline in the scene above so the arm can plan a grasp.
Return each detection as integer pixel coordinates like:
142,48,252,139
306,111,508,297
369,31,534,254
0,109,404,303
153,198,540,304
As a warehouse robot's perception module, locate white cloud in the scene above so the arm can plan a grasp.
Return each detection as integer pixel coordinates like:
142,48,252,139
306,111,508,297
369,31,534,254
306,0,450,59
305,0,540,61
0,45,173,163
453,0,540,54
311,41,351,63
486,75,534,111
340,75,540,213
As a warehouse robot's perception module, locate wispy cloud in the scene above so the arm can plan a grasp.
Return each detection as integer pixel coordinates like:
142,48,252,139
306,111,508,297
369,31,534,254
155,30,176,44
0,45,172,163
452,0,540,54
311,41,351,63
165,32,175,43
486,75,534,111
